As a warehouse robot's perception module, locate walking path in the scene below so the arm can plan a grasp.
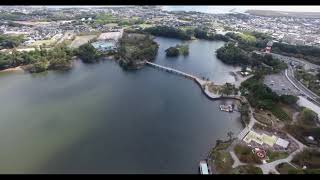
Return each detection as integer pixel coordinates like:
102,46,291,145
230,101,306,174
147,61,307,174
146,61,221,99
230,151,246,168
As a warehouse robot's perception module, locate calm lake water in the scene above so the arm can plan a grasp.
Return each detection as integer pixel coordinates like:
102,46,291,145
0,37,242,174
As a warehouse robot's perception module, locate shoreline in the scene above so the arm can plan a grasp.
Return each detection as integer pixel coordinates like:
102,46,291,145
0,66,24,73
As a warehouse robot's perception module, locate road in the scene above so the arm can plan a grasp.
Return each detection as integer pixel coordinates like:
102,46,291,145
269,52,320,106
285,65,320,107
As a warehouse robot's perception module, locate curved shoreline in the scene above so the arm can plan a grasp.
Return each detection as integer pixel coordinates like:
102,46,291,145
0,66,24,73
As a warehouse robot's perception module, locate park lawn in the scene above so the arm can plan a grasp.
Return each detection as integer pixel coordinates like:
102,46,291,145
179,26,196,31
234,144,262,164
95,14,118,25
276,163,320,174
69,35,97,48
271,104,291,121
276,163,297,174
30,39,56,47
266,150,289,163
207,83,223,94
211,151,234,174
232,165,263,174
209,140,232,153
253,111,273,126
131,16,140,20
238,33,256,43
278,103,297,120
292,149,320,169
138,23,154,28
60,39,73,46
208,140,234,174
104,23,118,27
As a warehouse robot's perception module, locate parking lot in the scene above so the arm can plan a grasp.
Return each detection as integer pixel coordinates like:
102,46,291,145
263,72,300,96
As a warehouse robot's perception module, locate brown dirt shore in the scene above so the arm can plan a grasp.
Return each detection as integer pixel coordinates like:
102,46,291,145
0,66,24,73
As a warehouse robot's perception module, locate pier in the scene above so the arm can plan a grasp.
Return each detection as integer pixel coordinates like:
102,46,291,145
145,61,249,103
145,61,197,80
145,61,221,99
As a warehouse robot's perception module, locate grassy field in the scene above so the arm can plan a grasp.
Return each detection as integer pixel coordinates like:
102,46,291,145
208,140,234,174
276,163,297,174
69,35,97,48
279,103,297,119
95,14,118,25
232,165,263,174
266,150,289,163
234,144,262,164
104,23,118,27
179,26,196,31
30,39,56,47
271,104,291,121
238,33,256,43
207,83,223,94
253,111,273,126
138,23,154,29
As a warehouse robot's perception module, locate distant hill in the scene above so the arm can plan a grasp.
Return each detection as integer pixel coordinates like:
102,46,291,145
246,10,320,19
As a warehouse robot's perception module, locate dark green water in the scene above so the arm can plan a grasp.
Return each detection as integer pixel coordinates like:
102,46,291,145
0,37,242,173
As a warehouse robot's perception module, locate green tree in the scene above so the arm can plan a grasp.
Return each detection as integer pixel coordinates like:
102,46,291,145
280,95,299,105
165,47,179,57
300,108,318,126
77,43,100,63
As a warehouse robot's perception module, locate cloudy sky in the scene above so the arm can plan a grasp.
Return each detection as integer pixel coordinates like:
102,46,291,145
25,6,320,13
161,6,320,13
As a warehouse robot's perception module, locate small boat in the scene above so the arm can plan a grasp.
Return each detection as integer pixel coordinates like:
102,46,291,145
199,160,211,174
220,104,233,112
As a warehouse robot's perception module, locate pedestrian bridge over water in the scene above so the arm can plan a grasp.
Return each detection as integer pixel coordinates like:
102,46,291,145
145,61,221,99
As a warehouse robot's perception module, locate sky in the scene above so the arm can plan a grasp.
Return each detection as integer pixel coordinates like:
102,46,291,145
161,6,320,13
13,6,320,13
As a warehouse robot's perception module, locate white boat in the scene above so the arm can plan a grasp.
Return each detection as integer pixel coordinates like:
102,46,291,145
199,160,210,174
220,104,233,112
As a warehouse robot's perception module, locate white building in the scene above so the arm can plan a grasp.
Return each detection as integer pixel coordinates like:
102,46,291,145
275,138,289,149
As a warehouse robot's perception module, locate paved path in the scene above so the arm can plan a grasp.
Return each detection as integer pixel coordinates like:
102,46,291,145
230,151,246,168
146,61,197,80
237,106,258,140
146,61,222,99
232,102,306,174
292,112,300,124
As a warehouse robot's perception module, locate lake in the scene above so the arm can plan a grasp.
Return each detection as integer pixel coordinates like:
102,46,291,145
0,37,242,173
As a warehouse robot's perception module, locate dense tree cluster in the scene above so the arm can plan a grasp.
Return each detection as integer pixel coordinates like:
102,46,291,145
216,43,252,65
144,26,193,40
165,47,179,57
292,149,320,170
165,44,189,57
221,83,238,96
295,70,320,96
0,35,25,49
0,44,73,73
240,75,294,121
272,42,320,65
75,43,101,63
240,76,280,110
300,108,319,126
194,28,229,42
225,31,272,51
280,95,299,105
216,43,287,73
251,52,287,73
118,33,159,69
